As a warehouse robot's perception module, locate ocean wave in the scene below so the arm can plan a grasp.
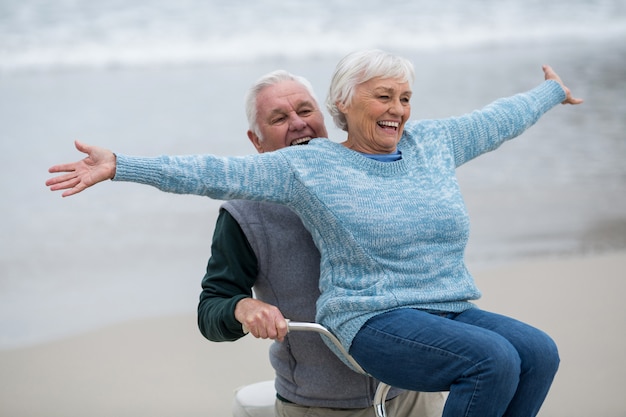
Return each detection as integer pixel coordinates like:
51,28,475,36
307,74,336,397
1,0,625,72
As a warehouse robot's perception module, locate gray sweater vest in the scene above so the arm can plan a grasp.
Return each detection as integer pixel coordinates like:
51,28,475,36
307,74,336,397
223,200,401,408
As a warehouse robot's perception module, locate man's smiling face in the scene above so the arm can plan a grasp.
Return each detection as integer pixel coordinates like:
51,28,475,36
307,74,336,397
248,80,328,153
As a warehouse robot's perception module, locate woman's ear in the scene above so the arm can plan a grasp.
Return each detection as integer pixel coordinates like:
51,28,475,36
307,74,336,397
336,101,347,113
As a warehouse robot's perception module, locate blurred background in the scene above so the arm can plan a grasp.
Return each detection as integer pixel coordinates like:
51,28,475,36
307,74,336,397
1,0,625,350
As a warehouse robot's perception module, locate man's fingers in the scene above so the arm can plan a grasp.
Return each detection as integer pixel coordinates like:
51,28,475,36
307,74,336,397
246,318,288,341
276,318,288,334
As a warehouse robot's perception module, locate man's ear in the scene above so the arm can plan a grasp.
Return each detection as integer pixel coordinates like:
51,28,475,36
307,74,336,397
247,130,265,153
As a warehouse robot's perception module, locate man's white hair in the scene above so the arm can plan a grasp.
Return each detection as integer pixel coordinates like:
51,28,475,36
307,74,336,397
245,70,318,140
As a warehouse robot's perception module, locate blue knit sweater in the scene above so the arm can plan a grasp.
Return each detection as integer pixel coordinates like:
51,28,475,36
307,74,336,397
114,80,565,350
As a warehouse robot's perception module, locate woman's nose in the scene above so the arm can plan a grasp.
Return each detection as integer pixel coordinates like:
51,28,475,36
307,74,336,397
389,98,405,116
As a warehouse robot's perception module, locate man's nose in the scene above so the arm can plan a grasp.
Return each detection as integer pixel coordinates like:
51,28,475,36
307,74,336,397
289,114,307,131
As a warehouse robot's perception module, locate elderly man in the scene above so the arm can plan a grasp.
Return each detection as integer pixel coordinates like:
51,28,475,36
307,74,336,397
197,70,445,417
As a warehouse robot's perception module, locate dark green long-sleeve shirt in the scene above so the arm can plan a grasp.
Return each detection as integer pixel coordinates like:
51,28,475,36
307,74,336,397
197,208,257,341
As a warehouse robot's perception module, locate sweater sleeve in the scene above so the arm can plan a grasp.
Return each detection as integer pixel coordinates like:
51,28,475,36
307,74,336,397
446,79,566,166
112,151,295,203
197,208,258,342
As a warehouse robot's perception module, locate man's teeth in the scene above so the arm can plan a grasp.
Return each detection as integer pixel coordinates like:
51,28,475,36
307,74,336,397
378,121,399,128
291,137,311,146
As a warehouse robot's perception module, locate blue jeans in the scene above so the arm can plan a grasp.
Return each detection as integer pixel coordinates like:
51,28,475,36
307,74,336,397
349,308,559,417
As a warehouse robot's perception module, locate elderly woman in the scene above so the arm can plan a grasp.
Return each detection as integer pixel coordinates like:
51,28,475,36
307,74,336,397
47,50,582,417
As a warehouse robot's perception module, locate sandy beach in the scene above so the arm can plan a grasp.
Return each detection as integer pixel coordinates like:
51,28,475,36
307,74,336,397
1,251,624,417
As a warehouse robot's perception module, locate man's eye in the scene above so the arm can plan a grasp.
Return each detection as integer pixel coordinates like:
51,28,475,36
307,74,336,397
271,117,286,124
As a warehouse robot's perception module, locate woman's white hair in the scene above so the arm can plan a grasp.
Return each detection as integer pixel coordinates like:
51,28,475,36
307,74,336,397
244,70,318,140
326,49,415,132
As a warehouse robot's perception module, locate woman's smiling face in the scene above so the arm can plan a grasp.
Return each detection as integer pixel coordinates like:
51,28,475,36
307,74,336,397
341,76,412,154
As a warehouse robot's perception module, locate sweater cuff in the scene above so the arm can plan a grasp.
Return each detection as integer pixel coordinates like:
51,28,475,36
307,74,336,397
538,79,567,109
112,154,164,184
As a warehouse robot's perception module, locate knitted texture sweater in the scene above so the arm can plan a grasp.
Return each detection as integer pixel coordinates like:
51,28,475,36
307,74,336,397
114,80,566,351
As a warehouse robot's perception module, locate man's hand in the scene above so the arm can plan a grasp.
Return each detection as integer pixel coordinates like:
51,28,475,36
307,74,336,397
234,298,289,342
542,65,584,105
46,140,117,197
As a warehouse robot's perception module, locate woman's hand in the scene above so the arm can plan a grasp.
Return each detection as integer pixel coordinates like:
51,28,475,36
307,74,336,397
46,140,117,197
542,65,584,105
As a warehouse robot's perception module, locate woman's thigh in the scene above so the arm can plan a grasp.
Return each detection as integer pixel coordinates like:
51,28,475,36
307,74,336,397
453,308,558,365
349,308,522,392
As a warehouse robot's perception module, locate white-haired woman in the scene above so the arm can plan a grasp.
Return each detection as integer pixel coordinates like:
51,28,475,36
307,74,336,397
47,50,582,417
